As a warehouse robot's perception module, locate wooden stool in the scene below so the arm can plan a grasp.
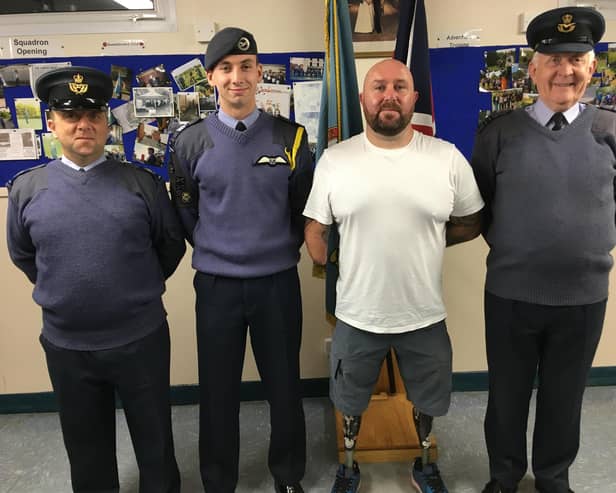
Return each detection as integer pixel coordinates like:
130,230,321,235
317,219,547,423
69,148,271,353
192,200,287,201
335,350,438,463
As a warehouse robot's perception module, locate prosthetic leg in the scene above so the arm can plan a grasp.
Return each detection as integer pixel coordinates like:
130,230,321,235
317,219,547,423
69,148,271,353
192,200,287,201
331,415,362,493
411,408,448,493
342,415,361,468
413,407,433,466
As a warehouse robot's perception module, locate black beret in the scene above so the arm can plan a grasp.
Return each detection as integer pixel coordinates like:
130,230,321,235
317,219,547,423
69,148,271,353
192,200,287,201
36,66,113,111
526,7,605,54
205,27,258,71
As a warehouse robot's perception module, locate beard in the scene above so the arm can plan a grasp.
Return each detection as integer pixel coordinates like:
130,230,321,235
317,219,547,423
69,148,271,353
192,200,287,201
364,101,413,137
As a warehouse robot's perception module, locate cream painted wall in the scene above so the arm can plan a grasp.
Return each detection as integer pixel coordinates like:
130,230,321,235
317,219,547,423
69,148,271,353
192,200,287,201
1,0,615,395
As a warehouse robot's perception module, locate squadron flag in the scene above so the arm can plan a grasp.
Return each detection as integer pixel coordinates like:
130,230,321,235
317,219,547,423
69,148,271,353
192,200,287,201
317,0,363,315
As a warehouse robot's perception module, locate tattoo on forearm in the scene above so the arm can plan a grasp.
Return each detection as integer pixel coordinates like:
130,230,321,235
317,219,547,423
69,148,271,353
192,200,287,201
321,225,330,242
448,212,481,226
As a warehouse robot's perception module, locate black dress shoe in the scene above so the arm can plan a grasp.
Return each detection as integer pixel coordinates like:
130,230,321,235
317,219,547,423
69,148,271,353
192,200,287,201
482,479,518,493
275,482,304,493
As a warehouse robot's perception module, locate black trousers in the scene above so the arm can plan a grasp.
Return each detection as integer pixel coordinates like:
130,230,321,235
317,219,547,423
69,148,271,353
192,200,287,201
194,267,306,493
484,291,605,493
40,322,180,493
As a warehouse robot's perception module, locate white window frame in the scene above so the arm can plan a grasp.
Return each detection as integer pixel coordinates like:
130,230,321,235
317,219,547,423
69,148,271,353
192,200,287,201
558,1,616,21
0,0,177,35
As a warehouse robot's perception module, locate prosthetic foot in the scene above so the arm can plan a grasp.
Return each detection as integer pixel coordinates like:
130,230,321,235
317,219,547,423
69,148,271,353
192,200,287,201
410,408,448,493
331,415,361,493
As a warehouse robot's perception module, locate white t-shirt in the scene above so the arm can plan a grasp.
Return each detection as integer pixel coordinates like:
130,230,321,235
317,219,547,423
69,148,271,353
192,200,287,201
303,131,484,334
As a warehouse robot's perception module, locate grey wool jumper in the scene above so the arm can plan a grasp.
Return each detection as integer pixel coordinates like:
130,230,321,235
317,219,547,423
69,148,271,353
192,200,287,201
6,159,186,350
471,105,616,306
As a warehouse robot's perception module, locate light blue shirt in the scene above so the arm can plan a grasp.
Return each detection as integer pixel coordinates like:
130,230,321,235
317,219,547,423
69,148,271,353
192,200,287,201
60,154,106,172
526,98,584,127
217,107,260,130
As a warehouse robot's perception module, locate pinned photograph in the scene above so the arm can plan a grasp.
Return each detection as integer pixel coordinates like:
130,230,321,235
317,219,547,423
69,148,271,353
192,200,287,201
289,57,324,81
111,65,133,101
293,81,322,145
133,121,166,167
107,124,124,146
195,81,216,116
0,64,31,87
491,88,523,112
41,132,62,159
105,144,126,162
111,101,142,133
133,86,174,118
136,64,171,87
14,98,43,130
518,48,534,70
171,58,207,91
256,84,291,118
595,85,616,109
0,106,15,129
0,128,39,160
177,92,200,123
262,64,287,85
480,48,515,92
29,62,72,100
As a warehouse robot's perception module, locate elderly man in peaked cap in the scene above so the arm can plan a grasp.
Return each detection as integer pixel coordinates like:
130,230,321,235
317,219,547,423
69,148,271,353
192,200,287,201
6,66,185,492
471,7,616,493
168,27,313,493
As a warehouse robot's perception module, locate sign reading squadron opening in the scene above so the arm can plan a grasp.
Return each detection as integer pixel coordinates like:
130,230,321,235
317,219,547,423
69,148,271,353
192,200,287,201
10,38,64,58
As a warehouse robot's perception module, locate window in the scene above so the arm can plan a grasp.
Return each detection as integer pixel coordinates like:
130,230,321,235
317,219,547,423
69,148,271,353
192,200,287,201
558,1,616,21
0,0,176,35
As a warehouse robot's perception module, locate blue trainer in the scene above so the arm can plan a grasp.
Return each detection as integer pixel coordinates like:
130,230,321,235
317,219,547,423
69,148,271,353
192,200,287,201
411,458,448,493
331,461,361,493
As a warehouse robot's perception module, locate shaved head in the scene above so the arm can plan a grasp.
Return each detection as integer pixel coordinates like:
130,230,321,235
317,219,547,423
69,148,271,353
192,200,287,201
360,59,418,142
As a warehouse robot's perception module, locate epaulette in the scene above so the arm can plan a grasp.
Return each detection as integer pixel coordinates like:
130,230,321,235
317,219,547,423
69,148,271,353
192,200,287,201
273,113,303,129
120,160,163,182
169,115,205,147
477,110,512,133
7,163,47,189
596,105,616,114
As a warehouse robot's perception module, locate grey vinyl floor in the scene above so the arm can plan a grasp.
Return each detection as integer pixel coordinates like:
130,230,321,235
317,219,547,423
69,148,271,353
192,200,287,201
1,387,615,493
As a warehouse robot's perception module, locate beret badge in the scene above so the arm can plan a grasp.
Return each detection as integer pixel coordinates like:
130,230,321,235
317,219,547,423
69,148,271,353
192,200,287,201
237,36,250,51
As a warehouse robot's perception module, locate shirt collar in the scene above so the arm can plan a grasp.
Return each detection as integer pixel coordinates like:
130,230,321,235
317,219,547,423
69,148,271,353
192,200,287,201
60,154,106,172
217,107,260,130
528,98,584,126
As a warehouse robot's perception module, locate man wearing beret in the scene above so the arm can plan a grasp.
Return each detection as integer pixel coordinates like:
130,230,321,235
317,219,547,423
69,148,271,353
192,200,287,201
168,28,313,493
471,7,616,493
6,66,185,493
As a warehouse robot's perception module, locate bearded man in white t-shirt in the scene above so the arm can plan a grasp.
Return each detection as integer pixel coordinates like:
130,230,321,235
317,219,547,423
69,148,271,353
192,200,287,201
303,59,484,493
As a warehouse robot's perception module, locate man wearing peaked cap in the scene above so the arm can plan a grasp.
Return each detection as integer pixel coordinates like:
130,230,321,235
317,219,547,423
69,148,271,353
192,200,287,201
526,6,605,54
169,26,313,493
471,7,616,493
36,66,113,110
7,65,185,492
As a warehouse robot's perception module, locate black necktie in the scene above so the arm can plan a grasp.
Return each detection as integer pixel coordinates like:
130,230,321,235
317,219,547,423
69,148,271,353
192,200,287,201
547,112,567,131
235,121,247,131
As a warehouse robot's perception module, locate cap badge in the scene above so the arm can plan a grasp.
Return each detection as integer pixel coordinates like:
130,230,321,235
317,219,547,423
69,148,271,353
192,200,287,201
68,73,88,95
557,13,576,33
237,36,250,51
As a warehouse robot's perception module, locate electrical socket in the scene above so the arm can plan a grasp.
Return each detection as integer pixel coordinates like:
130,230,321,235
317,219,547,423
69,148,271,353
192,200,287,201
323,337,332,356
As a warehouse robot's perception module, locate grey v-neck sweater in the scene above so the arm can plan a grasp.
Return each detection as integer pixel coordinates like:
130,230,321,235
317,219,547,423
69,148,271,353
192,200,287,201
472,105,616,305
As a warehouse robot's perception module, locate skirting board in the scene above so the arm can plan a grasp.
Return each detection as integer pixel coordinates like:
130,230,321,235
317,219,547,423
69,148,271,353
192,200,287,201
1,367,615,414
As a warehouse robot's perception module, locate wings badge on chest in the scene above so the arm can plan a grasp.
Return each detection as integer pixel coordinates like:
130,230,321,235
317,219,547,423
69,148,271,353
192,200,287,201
254,155,289,167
